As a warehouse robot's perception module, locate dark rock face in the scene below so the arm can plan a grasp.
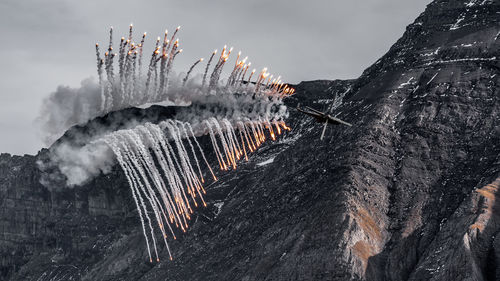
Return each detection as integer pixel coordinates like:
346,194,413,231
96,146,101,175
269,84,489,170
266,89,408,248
1,0,500,280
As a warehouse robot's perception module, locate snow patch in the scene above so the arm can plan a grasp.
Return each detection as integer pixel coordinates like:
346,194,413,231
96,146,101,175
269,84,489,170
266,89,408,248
421,47,441,57
424,57,497,66
427,72,439,85
450,16,465,30
257,157,275,166
213,202,224,216
465,0,490,6
398,77,415,89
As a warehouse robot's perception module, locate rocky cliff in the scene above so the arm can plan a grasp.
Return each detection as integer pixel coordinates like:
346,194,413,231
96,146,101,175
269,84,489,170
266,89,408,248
1,0,499,280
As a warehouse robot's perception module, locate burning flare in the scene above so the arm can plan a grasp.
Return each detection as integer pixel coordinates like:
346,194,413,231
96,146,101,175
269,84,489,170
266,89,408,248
91,25,294,262
94,25,295,114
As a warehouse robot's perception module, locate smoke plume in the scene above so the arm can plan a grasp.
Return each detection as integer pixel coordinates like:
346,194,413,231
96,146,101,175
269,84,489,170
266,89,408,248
37,25,295,261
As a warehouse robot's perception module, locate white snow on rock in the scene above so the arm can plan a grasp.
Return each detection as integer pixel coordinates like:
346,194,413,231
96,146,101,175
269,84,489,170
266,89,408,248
257,157,275,166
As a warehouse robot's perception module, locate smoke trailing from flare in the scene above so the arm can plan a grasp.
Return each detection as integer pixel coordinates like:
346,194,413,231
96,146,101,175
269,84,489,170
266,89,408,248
41,25,295,262
38,25,294,144
94,24,294,116
101,117,290,262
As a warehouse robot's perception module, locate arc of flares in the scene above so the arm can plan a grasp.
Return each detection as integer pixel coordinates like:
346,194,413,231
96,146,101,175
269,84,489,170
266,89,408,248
95,25,295,113
94,25,295,263
103,118,290,263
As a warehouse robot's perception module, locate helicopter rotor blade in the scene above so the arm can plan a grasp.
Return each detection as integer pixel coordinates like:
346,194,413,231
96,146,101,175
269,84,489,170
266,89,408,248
320,119,328,140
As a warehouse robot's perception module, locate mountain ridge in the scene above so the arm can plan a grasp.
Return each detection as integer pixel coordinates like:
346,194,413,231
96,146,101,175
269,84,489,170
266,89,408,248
1,0,500,280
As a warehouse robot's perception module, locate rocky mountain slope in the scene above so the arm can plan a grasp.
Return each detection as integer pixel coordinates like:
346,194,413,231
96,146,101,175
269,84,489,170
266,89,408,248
1,0,499,280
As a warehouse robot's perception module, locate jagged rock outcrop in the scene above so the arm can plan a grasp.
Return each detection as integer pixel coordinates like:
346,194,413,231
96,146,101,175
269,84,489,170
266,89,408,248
1,0,499,280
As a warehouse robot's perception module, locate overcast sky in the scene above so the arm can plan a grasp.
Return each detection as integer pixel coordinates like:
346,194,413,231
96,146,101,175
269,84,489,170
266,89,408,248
0,0,430,155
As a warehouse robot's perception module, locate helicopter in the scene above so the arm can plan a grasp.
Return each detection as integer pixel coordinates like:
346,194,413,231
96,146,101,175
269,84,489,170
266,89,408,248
296,105,352,140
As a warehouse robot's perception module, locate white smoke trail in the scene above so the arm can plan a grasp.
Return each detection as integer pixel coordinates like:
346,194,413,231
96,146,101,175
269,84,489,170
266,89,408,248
104,137,153,260
94,116,290,262
39,25,295,263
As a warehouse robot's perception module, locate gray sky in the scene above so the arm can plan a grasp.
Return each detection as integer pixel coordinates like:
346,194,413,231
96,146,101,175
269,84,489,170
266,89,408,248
0,0,430,155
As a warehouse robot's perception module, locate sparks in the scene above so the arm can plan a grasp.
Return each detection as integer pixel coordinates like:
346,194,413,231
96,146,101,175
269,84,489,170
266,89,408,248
91,25,295,263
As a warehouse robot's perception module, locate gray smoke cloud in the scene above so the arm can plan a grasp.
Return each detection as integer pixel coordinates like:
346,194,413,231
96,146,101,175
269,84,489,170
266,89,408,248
36,74,183,147
37,74,287,186
36,25,291,187
48,141,115,186
36,78,101,145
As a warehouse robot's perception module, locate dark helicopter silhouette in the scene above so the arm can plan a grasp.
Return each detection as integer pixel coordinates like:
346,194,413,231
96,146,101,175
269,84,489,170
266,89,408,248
296,105,352,140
